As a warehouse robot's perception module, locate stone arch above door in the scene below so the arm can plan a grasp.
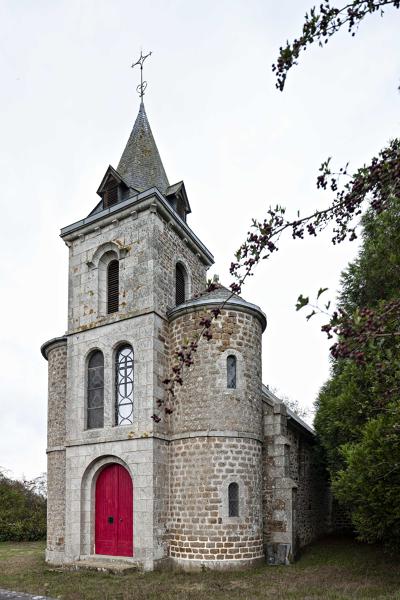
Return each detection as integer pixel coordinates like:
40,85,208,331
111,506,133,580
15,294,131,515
80,455,134,557
95,463,133,557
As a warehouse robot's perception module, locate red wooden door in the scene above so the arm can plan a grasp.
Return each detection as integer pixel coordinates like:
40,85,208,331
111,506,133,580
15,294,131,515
95,464,133,557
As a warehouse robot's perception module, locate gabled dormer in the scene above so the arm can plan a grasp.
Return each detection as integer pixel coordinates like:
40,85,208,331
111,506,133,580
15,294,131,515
165,181,191,223
88,166,133,217
97,166,133,207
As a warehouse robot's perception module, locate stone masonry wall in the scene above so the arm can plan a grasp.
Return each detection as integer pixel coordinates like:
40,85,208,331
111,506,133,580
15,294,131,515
153,438,169,563
46,342,67,561
262,400,296,564
262,399,330,564
47,343,67,447
67,209,154,332
65,314,158,443
58,203,210,567
168,436,263,563
287,424,330,549
152,315,170,438
65,439,156,569
169,308,263,437
153,216,208,314
167,303,264,566
47,451,66,558
67,207,208,334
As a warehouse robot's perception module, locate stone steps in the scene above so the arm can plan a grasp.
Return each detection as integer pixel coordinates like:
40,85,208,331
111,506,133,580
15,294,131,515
59,559,140,575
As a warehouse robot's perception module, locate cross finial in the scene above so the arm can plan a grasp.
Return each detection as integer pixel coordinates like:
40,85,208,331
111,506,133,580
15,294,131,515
131,50,152,99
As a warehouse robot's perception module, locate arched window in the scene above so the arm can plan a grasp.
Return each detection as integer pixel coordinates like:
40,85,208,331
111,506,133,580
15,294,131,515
87,350,104,429
107,259,119,314
115,345,134,425
228,482,239,517
227,355,237,389
175,263,186,306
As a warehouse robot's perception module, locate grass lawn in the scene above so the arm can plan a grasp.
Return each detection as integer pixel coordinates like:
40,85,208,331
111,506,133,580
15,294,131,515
0,537,399,600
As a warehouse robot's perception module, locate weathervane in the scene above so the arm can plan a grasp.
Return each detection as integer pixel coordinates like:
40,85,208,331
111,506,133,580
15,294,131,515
131,50,152,99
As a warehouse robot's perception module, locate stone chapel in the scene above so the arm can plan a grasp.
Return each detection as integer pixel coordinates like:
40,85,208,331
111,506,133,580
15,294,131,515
41,98,330,571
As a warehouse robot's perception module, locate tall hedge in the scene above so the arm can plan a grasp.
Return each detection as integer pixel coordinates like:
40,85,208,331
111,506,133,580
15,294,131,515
0,471,46,541
314,196,400,550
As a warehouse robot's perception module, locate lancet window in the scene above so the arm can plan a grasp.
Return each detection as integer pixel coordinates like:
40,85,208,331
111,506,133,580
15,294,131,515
228,482,239,517
227,355,237,389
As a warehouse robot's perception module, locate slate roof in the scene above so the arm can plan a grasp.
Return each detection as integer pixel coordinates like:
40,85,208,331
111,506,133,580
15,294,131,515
166,182,183,196
194,283,241,302
117,101,169,194
168,283,267,331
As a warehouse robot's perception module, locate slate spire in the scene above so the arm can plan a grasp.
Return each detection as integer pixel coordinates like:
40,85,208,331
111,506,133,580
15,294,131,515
117,100,169,194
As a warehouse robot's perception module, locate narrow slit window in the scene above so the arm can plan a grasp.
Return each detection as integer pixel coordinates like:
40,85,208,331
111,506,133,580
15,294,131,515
115,345,134,425
107,259,119,314
227,355,237,389
87,350,104,429
175,264,186,306
228,482,239,517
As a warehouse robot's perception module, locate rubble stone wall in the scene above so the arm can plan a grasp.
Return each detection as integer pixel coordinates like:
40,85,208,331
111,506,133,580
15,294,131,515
287,424,330,550
169,308,263,437
168,436,263,564
46,341,67,563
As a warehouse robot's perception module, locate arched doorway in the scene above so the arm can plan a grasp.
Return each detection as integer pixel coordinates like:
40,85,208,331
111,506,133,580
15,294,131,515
95,463,133,556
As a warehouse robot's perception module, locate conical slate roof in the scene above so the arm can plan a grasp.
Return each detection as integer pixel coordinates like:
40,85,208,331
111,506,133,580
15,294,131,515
168,283,267,331
117,101,169,194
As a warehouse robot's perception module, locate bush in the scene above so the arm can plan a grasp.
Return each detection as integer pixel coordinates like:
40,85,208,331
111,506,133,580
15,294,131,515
0,470,47,542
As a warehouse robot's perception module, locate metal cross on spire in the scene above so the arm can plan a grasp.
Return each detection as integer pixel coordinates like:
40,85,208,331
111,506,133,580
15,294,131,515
131,50,152,99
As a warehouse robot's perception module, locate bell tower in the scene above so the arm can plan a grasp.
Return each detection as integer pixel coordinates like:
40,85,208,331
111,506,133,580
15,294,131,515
42,87,214,569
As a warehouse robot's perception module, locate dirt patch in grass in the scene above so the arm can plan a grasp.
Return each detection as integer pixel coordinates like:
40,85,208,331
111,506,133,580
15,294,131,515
0,537,399,600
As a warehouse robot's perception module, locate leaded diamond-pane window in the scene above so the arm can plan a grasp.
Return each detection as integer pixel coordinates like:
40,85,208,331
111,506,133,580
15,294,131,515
116,345,134,425
87,350,104,429
227,355,237,389
228,482,239,517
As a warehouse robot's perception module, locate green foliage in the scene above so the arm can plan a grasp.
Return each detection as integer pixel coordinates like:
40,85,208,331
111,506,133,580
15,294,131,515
0,471,46,542
315,196,400,548
333,409,400,549
339,197,400,312
314,361,372,471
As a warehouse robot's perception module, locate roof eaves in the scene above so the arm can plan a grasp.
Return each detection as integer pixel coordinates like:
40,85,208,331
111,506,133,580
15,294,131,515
40,335,68,360
262,385,315,436
60,187,214,265
286,407,315,436
168,295,267,331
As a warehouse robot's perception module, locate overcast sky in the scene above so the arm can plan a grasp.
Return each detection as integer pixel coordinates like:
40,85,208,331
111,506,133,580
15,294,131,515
0,0,399,479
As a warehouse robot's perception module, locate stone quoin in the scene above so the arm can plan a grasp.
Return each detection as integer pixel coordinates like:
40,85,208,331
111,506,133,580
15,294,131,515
41,97,331,571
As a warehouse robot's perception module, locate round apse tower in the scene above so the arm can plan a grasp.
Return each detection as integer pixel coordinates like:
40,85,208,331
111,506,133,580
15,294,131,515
167,284,267,570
